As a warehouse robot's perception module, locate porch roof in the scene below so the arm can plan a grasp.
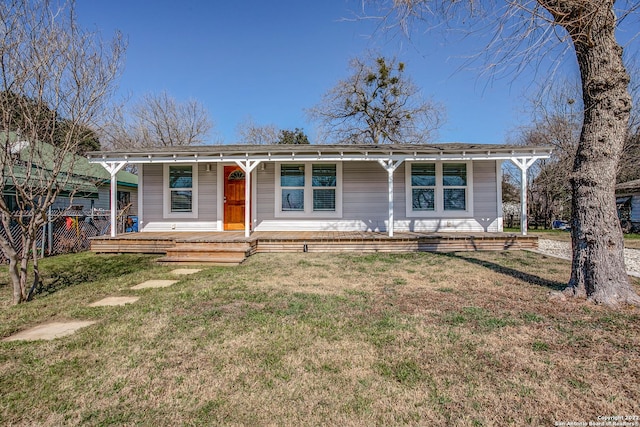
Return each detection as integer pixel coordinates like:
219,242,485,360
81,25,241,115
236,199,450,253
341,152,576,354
616,179,640,194
87,143,552,164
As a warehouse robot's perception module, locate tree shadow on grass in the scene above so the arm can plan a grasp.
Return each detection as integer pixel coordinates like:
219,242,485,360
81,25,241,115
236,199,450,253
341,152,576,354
29,254,160,300
443,252,566,291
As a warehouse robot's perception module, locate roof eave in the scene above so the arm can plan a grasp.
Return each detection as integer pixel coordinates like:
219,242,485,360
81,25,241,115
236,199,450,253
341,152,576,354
87,144,553,164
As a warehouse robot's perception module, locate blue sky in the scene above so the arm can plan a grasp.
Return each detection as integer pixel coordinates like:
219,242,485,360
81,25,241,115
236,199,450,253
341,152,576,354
76,0,579,145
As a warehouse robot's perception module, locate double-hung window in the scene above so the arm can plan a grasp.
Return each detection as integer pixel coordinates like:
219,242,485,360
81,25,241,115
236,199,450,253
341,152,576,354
411,163,436,211
164,164,198,218
276,163,341,217
312,164,337,211
281,164,305,211
407,162,472,216
442,163,467,211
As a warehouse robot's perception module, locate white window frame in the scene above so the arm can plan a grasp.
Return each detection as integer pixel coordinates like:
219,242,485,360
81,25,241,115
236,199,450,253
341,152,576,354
163,163,199,219
405,161,473,218
275,162,342,218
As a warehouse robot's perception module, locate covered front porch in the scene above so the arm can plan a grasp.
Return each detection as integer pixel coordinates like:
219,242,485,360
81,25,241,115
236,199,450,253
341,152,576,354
87,144,553,239
90,231,539,265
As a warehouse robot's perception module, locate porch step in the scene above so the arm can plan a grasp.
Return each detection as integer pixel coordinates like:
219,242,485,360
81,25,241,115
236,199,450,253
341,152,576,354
157,241,253,265
91,238,175,254
172,241,252,251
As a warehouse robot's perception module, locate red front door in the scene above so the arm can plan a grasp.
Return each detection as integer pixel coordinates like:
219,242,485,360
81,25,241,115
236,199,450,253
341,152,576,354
224,166,246,230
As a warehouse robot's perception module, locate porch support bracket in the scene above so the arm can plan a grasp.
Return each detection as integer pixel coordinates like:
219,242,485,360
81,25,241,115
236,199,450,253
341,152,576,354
235,160,261,237
98,161,127,237
510,157,538,236
378,159,404,237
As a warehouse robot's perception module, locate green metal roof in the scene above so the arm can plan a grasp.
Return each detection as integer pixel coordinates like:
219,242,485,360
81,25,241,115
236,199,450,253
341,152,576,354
1,131,137,195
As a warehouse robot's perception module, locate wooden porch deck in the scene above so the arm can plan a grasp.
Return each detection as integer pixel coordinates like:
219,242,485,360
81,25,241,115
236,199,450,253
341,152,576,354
90,231,538,265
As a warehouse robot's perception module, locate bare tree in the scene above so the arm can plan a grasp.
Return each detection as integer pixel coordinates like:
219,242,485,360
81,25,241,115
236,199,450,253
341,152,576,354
0,0,124,304
618,131,640,183
517,74,640,225
308,54,444,144
515,83,581,227
235,117,311,144
235,116,280,145
370,0,640,306
101,91,214,148
618,60,640,183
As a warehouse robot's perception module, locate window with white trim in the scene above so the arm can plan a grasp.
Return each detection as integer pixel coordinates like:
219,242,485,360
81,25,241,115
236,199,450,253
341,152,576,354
407,162,472,216
411,163,436,211
163,164,198,218
276,163,342,217
312,164,337,211
281,164,305,211
442,163,467,211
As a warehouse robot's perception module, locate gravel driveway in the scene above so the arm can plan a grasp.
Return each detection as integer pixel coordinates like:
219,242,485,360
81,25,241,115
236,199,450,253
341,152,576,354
537,239,640,278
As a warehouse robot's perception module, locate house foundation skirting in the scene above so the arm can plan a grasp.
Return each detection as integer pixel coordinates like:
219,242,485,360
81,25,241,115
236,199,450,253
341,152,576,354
90,231,538,265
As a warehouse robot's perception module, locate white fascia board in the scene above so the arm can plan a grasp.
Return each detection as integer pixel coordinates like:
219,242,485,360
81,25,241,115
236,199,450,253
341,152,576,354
87,150,552,165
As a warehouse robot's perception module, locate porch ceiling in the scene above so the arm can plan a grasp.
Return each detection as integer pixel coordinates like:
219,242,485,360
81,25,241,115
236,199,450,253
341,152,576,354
87,143,552,164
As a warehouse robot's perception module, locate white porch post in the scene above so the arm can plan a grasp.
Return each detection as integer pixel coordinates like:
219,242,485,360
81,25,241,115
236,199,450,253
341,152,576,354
510,157,538,236
99,161,127,237
235,160,261,238
378,159,404,237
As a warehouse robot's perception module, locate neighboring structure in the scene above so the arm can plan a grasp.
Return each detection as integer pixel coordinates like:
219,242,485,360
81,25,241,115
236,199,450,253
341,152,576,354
2,133,138,216
49,161,138,216
616,179,640,232
87,143,551,238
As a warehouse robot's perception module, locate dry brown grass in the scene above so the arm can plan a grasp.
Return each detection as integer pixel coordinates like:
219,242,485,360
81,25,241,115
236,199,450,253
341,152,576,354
0,250,639,426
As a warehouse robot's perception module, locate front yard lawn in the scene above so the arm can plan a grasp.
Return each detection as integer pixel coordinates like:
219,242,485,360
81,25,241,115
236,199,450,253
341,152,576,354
1,250,639,425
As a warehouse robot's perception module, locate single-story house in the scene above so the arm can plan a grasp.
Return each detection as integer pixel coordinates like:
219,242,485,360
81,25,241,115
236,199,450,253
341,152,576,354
616,179,640,231
88,144,551,239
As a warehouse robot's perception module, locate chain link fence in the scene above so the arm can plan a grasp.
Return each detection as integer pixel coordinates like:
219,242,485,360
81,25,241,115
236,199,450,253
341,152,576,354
0,208,131,264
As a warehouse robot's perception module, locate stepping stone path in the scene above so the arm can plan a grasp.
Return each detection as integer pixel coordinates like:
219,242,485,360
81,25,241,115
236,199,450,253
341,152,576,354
3,269,202,341
170,268,202,275
2,321,97,342
89,296,140,307
130,279,178,290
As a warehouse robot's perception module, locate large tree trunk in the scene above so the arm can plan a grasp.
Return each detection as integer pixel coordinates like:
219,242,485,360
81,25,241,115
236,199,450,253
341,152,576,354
557,1,640,306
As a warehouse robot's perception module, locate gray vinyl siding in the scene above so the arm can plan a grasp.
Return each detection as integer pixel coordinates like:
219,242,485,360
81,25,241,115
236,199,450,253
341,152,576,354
50,196,88,211
141,163,216,226
96,186,138,215
142,164,163,224
124,187,139,216
140,159,501,232
49,185,137,215
256,163,276,221
254,161,499,230
254,161,395,228
472,161,498,219
343,161,394,225
95,188,110,210
198,164,217,221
